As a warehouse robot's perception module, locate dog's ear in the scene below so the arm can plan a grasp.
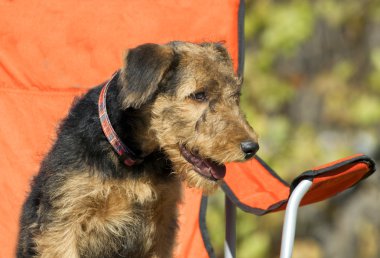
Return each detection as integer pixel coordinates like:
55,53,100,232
119,43,175,109
201,42,233,66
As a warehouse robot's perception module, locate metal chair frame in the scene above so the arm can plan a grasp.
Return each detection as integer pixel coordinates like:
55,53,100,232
224,179,313,258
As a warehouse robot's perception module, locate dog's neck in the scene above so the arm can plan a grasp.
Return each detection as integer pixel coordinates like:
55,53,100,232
103,73,160,160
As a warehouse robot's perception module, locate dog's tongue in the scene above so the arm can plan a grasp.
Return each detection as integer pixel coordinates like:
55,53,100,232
204,159,226,180
179,145,226,180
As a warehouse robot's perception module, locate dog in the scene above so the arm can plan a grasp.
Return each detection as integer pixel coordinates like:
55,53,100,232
16,41,259,258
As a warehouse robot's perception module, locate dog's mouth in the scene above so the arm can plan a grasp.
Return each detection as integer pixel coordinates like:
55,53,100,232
179,145,226,181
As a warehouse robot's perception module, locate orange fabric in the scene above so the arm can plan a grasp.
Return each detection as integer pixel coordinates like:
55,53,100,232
299,155,373,206
300,163,369,205
0,1,241,257
175,187,209,258
0,90,83,256
309,153,364,171
224,158,289,211
223,155,375,214
0,0,240,91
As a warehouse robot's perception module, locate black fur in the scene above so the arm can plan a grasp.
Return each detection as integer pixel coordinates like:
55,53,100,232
17,65,174,258
119,44,176,108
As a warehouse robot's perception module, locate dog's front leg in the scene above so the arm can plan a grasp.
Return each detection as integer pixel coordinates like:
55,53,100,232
34,223,80,258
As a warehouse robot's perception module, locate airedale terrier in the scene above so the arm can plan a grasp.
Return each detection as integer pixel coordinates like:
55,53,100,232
17,41,259,258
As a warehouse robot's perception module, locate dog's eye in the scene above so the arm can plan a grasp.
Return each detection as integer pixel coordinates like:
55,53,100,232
190,92,207,102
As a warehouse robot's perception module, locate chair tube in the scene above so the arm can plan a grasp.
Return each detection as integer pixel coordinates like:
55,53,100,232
225,196,237,258
280,179,313,258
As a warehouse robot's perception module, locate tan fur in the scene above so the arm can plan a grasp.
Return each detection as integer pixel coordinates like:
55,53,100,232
33,172,181,258
149,43,258,193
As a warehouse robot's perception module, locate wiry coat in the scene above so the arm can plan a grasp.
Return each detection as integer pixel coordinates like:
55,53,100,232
17,42,258,258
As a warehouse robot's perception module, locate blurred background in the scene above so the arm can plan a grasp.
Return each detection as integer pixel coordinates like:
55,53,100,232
207,0,380,257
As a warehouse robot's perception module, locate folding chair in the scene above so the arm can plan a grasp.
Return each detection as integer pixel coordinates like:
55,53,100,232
0,1,376,257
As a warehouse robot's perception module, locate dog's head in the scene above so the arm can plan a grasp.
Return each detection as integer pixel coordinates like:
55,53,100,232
119,42,259,193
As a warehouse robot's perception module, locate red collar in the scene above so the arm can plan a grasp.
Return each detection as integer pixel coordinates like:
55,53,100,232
98,72,142,166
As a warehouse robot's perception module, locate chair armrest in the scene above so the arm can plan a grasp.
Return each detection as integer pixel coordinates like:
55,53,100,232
279,179,313,258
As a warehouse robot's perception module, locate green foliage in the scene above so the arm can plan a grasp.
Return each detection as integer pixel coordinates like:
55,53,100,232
246,1,314,70
350,94,380,126
369,48,380,93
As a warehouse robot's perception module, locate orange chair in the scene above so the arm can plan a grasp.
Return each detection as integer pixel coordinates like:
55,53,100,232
0,1,375,257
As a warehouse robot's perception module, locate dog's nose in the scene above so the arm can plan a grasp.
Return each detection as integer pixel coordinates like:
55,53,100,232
240,141,259,160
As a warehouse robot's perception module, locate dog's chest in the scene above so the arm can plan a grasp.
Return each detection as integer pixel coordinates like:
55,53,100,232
77,175,182,257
